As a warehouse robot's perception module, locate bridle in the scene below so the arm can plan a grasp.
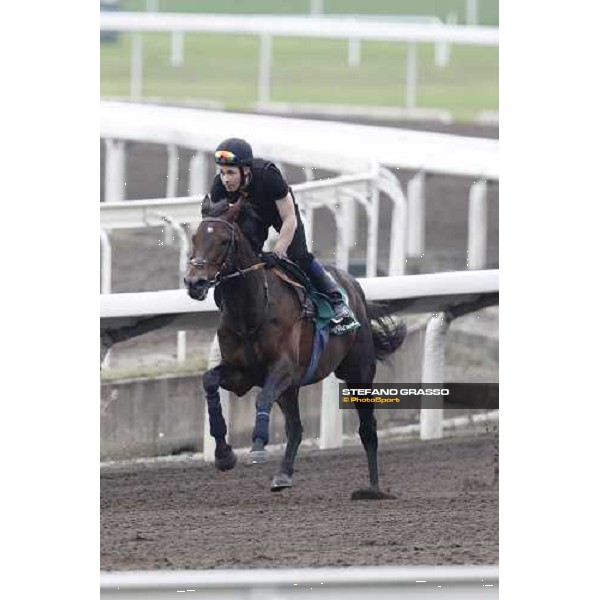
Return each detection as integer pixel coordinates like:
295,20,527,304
189,216,269,338
188,218,238,285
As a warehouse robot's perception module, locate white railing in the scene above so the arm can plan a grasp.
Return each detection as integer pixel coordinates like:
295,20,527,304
100,171,390,366
100,12,498,112
134,0,484,26
100,565,499,599
101,102,498,272
101,270,499,445
100,167,403,284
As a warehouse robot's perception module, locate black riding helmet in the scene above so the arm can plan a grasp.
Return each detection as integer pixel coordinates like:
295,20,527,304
214,138,253,167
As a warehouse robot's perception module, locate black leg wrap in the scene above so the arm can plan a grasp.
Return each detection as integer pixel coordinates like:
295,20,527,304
206,394,227,440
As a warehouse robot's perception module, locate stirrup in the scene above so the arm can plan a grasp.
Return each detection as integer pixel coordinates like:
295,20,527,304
330,303,360,335
331,317,361,336
330,302,351,324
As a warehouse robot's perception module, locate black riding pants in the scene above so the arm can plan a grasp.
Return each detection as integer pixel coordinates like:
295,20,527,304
284,204,314,272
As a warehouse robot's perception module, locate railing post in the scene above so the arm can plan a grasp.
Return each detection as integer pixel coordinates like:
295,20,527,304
333,190,350,271
467,179,488,270
189,152,209,195
171,31,184,67
204,335,230,462
103,139,126,203
300,169,315,251
100,229,112,368
162,147,179,248
406,42,418,110
420,312,452,440
348,38,361,67
310,0,323,16
466,0,479,26
304,204,314,252
166,144,179,198
130,32,143,100
319,374,343,449
366,175,380,277
100,229,112,295
407,170,426,258
379,167,407,276
343,189,357,248
258,35,272,106
436,12,457,67
159,215,189,363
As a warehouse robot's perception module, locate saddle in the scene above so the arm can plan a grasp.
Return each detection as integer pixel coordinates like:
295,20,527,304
268,256,346,386
268,256,335,329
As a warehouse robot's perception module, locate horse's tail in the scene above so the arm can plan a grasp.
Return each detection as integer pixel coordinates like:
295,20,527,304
367,302,408,362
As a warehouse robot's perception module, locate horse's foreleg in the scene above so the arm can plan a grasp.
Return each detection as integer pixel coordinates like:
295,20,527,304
250,362,295,462
202,365,236,471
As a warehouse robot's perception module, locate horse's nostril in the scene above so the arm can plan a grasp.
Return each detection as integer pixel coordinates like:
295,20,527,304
186,276,207,288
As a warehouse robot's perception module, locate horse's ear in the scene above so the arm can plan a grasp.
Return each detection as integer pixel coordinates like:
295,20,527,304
200,194,211,217
225,199,243,222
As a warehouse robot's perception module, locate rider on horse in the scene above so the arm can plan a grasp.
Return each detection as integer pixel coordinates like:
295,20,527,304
210,137,360,334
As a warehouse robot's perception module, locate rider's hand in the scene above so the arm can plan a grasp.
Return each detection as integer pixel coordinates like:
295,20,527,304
261,252,283,268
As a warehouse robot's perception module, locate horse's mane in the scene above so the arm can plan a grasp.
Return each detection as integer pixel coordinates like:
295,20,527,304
201,196,266,253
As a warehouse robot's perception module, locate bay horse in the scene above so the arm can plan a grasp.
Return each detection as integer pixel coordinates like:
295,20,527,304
185,198,406,500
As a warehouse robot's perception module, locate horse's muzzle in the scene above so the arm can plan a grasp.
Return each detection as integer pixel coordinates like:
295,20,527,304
185,277,210,301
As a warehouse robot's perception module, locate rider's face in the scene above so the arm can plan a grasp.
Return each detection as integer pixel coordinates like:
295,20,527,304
219,166,244,192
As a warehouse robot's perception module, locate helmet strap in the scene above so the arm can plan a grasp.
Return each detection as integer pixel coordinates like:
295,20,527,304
240,166,252,191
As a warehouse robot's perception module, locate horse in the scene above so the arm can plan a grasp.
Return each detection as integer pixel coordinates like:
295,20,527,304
184,198,407,500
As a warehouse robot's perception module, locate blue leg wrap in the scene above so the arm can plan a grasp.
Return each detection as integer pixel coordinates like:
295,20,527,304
252,406,271,445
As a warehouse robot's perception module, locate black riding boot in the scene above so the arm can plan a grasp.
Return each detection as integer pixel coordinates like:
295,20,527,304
307,259,360,334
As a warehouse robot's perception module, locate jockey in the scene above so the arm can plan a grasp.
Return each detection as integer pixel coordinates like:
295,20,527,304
210,137,360,334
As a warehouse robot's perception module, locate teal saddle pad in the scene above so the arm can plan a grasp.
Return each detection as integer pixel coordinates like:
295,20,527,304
269,257,350,386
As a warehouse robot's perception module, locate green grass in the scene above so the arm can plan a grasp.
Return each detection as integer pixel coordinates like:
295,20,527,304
101,31,498,121
120,0,499,26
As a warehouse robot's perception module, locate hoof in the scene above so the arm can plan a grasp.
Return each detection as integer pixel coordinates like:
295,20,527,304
350,487,397,501
249,439,267,464
249,450,267,464
215,446,237,471
271,473,292,492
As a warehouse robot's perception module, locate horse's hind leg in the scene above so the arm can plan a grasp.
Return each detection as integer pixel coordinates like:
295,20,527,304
356,404,379,489
336,351,397,500
271,388,303,492
203,365,236,471
351,402,397,500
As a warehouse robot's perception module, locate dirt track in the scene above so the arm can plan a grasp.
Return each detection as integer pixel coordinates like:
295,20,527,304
101,434,498,570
